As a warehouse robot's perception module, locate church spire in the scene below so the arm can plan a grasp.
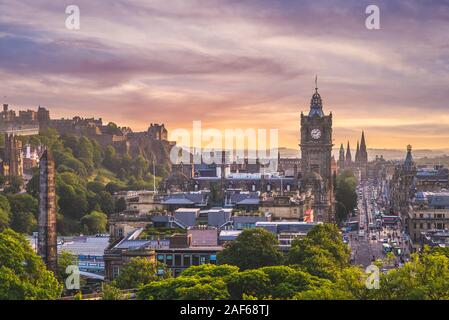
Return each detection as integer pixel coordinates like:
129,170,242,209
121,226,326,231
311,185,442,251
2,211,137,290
308,76,324,117
345,141,352,168
338,143,345,170
355,140,360,163
360,131,367,152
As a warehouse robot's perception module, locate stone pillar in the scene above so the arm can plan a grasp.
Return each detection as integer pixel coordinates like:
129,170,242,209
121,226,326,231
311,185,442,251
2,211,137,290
38,149,58,274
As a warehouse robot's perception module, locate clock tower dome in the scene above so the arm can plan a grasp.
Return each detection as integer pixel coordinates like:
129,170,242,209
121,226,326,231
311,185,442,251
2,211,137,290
300,78,334,221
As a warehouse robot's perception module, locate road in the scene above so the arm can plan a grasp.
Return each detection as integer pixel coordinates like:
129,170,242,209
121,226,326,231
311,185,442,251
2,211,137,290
348,181,386,268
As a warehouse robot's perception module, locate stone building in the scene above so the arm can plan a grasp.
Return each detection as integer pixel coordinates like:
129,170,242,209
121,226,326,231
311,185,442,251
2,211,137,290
355,131,368,180
38,149,58,274
338,143,345,171
299,82,334,222
415,165,449,192
390,145,417,217
408,191,449,249
344,141,352,169
1,133,23,177
148,123,168,140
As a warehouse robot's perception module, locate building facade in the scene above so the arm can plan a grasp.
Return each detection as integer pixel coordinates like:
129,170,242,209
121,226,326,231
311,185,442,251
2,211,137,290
299,83,334,221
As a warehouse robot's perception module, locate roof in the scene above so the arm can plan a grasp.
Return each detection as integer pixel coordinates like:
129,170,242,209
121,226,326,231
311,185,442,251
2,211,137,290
175,208,201,213
27,236,109,256
162,193,208,205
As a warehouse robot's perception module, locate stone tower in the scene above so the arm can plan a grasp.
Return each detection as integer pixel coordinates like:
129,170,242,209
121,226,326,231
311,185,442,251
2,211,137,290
345,141,352,168
300,79,334,221
355,140,360,164
38,149,58,274
358,131,368,179
2,133,23,177
338,143,345,171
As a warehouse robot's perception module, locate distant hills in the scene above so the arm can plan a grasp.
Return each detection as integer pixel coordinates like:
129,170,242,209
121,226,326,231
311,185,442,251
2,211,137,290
278,147,449,161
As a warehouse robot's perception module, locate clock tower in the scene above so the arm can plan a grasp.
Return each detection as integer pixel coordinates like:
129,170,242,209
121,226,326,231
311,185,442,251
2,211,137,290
300,79,334,221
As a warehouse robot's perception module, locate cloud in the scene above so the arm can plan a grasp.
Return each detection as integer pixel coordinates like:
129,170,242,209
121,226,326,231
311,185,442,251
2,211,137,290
0,0,448,149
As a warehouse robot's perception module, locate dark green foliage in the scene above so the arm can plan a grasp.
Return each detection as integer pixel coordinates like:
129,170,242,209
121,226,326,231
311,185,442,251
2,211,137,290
335,170,358,223
80,210,108,234
218,228,283,270
113,257,171,290
287,224,351,280
0,229,62,299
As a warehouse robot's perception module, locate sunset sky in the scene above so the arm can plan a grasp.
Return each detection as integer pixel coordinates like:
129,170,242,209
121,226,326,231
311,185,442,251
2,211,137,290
1,0,449,149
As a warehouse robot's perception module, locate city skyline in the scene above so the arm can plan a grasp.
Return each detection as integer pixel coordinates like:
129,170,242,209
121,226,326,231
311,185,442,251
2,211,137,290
1,0,449,149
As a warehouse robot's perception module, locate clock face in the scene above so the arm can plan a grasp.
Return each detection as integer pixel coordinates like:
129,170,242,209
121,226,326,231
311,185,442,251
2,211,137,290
311,128,321,139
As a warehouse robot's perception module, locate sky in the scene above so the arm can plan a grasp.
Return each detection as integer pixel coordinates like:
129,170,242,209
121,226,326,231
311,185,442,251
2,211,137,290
1,0,449,150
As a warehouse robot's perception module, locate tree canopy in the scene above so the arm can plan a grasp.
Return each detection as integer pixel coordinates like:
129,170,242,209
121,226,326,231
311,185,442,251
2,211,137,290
217,228,283,270
0,229,62,300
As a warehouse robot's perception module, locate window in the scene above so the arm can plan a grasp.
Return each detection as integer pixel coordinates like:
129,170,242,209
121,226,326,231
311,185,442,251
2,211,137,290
157,254,164,263
200,255,207,265
174,254,182,267
183,254,191,267
427,223,431,229
112,266,120,278
192,254,200,266
210,255,217,265
165,254,173,266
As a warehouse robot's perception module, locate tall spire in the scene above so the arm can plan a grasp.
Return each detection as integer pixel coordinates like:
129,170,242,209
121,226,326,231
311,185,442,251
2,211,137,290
308,76,324,117
404,144,414,165
345,141,352,167
403,144,416,172
359,131,368,164
360,131,366,151
355,140,360,163
338,143,345,170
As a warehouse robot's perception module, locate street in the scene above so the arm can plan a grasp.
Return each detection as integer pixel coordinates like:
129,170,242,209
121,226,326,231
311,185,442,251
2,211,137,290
347,180,407,268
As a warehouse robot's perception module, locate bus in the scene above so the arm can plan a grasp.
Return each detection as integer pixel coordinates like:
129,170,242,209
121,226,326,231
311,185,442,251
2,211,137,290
382,215,401,225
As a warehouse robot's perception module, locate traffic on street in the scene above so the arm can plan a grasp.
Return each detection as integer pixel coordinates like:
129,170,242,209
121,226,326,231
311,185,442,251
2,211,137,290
343,180,410,269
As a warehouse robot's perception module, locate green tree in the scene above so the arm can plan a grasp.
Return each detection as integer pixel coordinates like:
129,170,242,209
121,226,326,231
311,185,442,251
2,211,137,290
218,228,283,270
87,181,105,194
80,210,108,234
4,175,24,194
0,208,10,231
101,283,127,300
335,170,358,223
227,269,270,299
114,197,127,213
7,194,38,234
114,257,171,289
0,195,11,231
287,224,350,280
57,250,77,282
377,250,449,300
0,229,62,299
98,191,114,215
